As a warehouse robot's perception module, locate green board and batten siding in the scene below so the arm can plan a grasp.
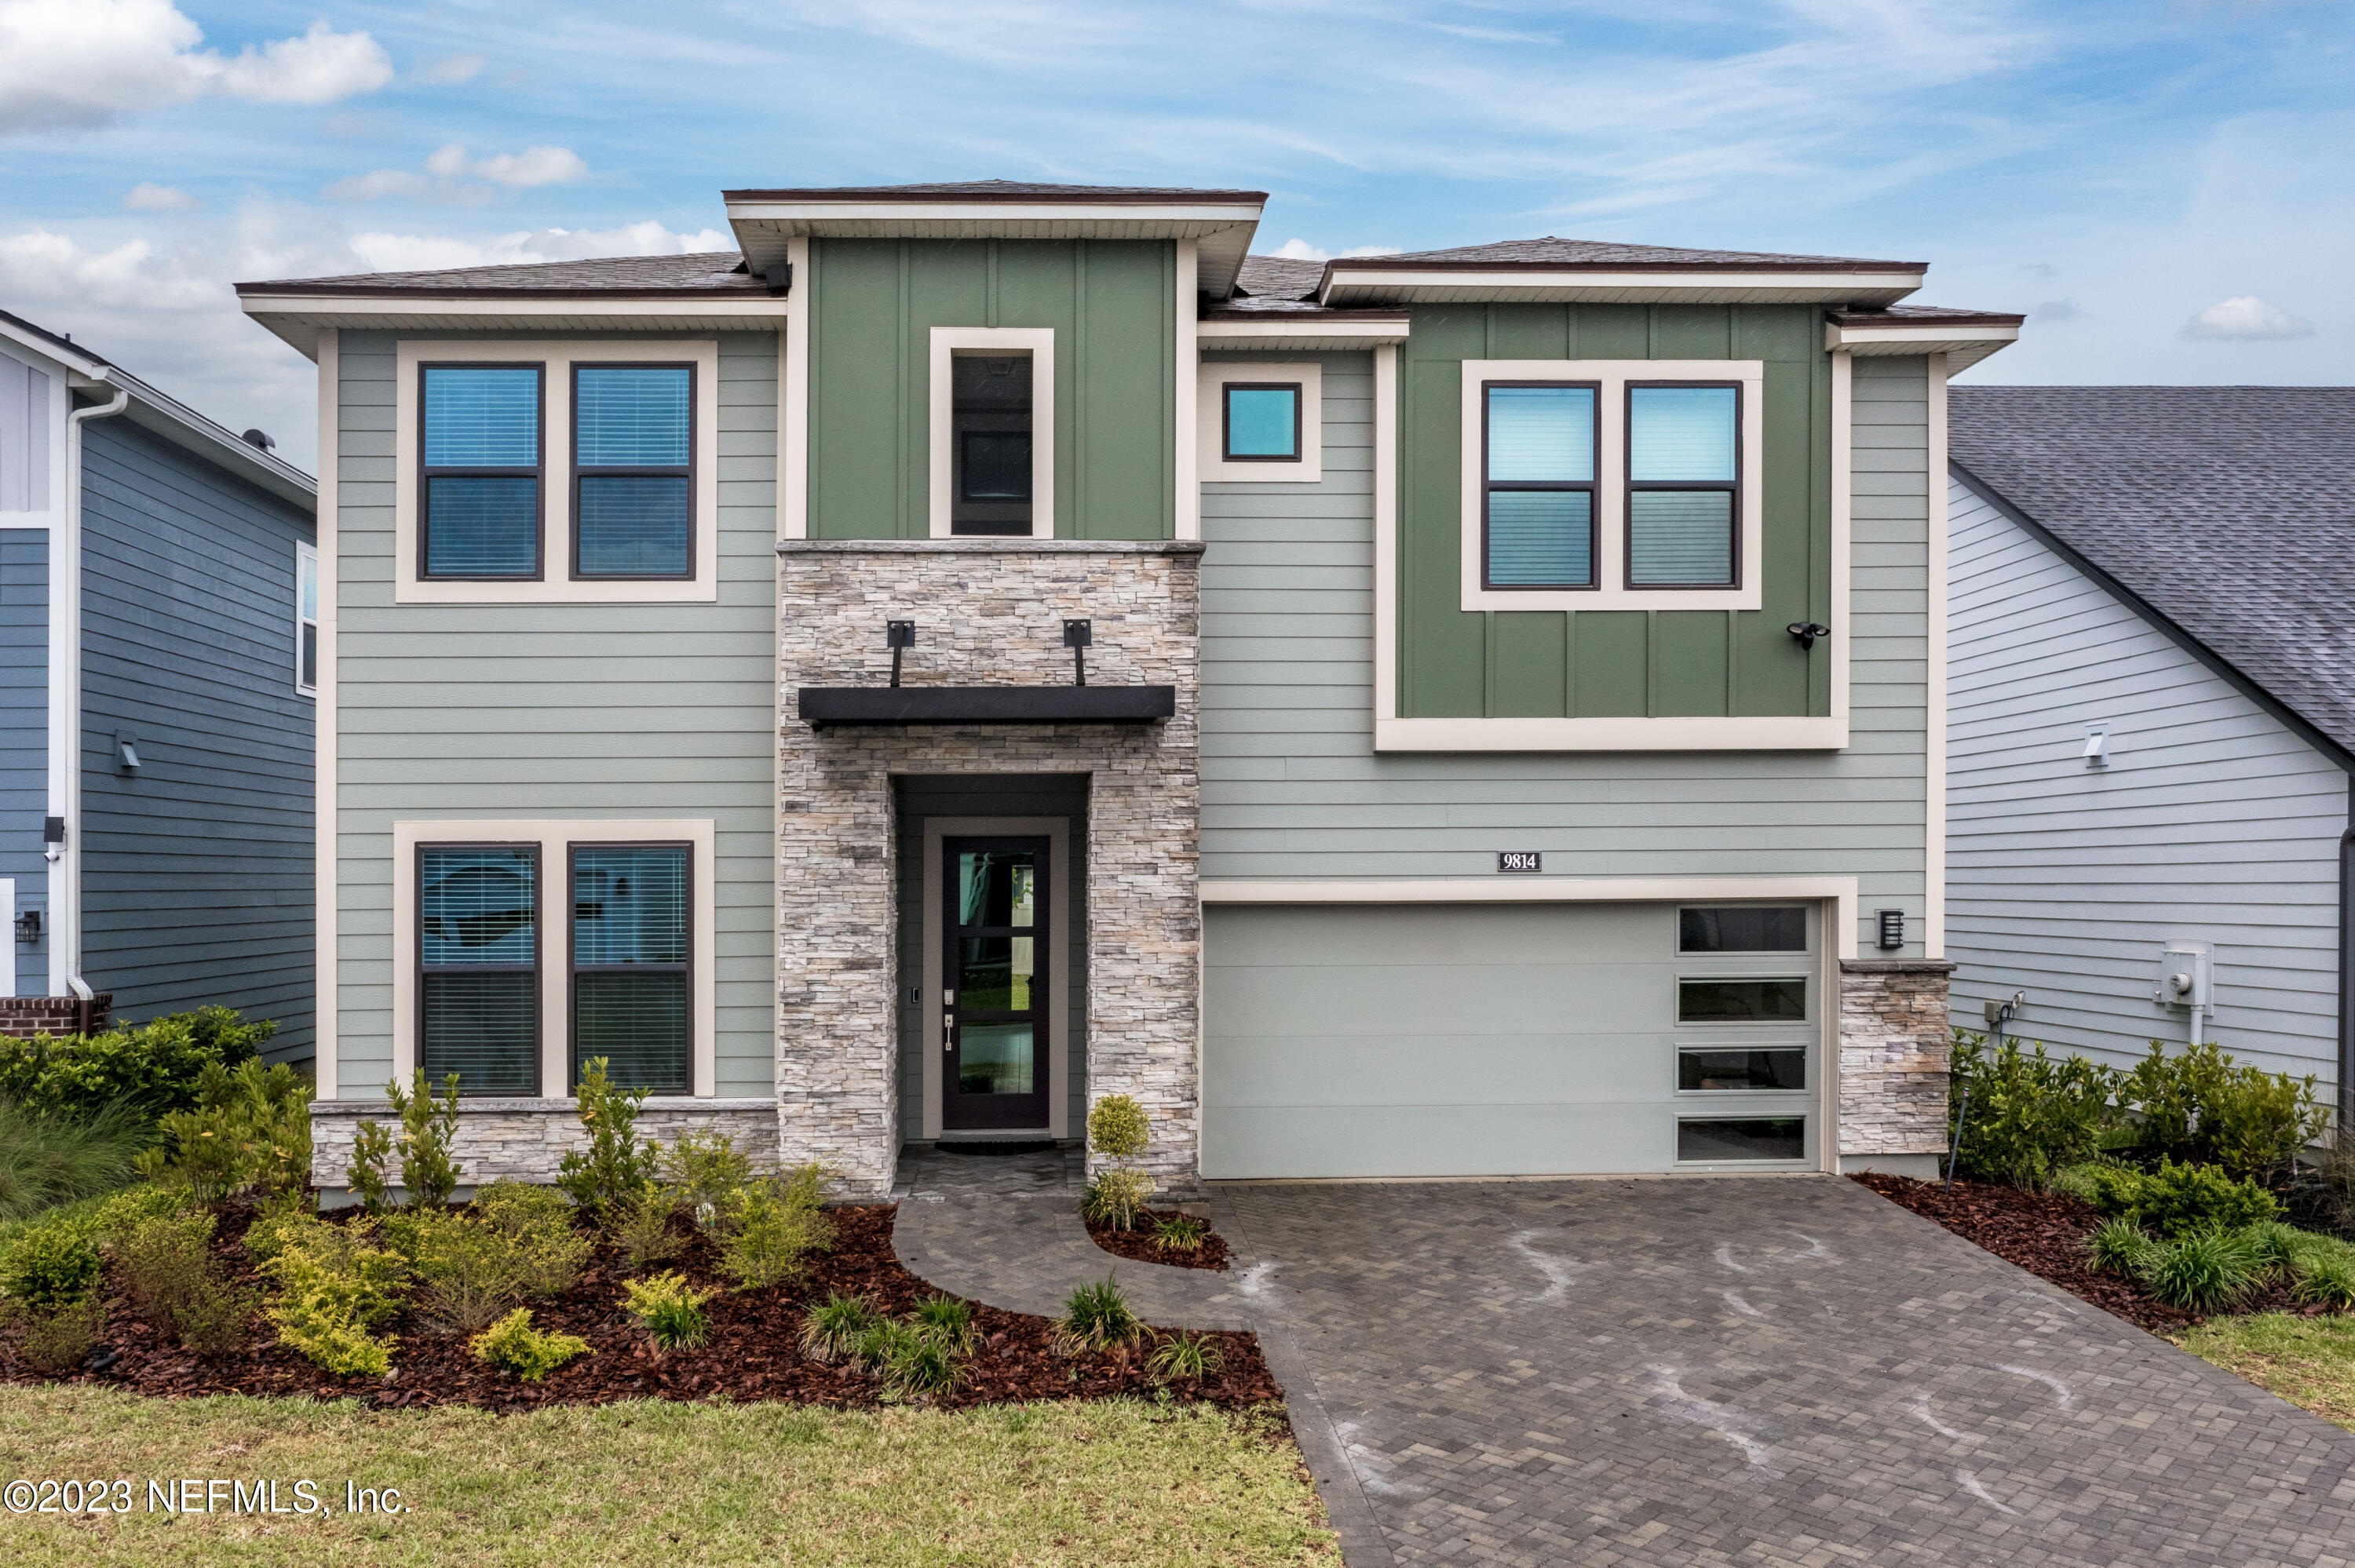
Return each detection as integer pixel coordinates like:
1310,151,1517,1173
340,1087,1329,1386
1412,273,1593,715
330,330,780,1096
1199,345,1933,954
1399,303,1832,719
806,238,1178,541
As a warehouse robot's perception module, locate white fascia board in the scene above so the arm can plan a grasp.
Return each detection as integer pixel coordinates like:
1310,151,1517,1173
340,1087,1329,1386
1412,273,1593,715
725,201,1263,227
1196,318,1410,351
1825,319,2018,373
1375,715,1849,752
1324,269,1923,306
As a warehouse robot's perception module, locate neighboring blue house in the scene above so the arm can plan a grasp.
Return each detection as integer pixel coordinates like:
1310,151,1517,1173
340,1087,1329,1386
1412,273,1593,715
0,310,318,1060
1946,386,2355,1131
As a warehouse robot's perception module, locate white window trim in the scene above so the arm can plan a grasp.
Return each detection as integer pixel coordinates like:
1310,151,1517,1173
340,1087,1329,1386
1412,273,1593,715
392,340,720,603
1458,359,1765,612
928,326,1056,539
391,819,718,1099
294,539,318,698
1197,361,1322,482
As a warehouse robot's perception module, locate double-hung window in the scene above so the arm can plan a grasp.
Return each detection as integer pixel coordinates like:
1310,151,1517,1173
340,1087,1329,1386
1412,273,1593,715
420,365,542,578
573,365,693,578
418,844,541,1095
1627,384,1740,587
1482,383,1597,589
295,541,318,696
571,843,691,1093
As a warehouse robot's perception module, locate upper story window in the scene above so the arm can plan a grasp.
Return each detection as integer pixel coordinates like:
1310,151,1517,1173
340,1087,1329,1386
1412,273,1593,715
951,352,1034,536
1223,382,1301,462
574,365,693,578
1457,359,1762,614
1198,361,1324,483
1628,385,1740,587
420,365,543,579
295,541,319,696
1483,383,1597,589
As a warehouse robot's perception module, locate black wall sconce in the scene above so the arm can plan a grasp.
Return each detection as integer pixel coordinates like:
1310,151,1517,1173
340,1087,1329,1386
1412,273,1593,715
885,621,915,687
13,908,39,946
1787,621,1831,652
1063,619,1092,687
1877,908,1906,950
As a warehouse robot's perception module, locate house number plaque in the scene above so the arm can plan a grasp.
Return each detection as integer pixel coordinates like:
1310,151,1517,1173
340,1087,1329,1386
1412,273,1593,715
1495,851,1542,873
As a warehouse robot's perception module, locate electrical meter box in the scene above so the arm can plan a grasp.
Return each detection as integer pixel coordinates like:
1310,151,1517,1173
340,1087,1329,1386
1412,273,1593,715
2152,942,2211,1009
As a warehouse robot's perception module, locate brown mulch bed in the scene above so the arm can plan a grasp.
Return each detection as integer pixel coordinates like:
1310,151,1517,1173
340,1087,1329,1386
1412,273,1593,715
1084,1209,1232,1273
0,1203,1276,1413
1850,1173,2319,1333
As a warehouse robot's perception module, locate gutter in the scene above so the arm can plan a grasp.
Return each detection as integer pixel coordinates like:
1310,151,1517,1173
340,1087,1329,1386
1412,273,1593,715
49,380,130,999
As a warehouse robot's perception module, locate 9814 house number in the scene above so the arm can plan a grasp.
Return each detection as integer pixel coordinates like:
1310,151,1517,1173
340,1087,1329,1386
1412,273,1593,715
1495,851,1542,873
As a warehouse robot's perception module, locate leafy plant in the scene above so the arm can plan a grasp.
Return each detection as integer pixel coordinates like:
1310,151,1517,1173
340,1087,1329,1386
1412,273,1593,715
118,1212,254,1358
1148,1331,1225,1384
144,1059,312,1207
20,1299,103,1375
659,1130,754,1228
1089,1096,1150,1161
473,1180,573,1237
2141,1227,2262,1313
469,1183,588,1298
377,1071,463,1209
1,1222,103,1311
241,1192,330,1265
1057,1273,1144,1358
1948,1030,2120,1191
0,1007,272,1122
612,1185,685,1271
557,1059,657,1220
385,1209,533,1334
2120,1160,2281,1240
798,1293,880,1364
1082,1169,1155,1232
0,1099,149,1222
2086,1216,2158,1277
1152,1214,1209,1254
2120,1041,2328,1180
2292,1249,2355,1309
623,1270,710,1351
910,1293,977,1355
470,1307,590,1380
259,1222,407,1375
346,1118,395,1213
878,1331,964,1400
716,1176,834,1290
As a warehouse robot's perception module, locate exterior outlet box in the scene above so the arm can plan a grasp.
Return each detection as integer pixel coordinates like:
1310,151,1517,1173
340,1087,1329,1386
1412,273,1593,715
2152,943,2211,1009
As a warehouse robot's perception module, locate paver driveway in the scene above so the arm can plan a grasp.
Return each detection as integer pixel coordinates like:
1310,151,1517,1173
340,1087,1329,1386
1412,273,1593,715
1220,1176,2355,1568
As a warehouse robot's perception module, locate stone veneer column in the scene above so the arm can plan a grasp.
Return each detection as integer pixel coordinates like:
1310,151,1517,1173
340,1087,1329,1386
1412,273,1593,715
1836,957,1957,1174
776,540,1203,1201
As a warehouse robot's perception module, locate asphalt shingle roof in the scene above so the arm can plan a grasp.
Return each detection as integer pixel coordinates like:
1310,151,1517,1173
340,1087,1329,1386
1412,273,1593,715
1362,236,1923,270
722,179,1267,200
1233,253,1327,300
1952,385,2355,755
238,252,757,295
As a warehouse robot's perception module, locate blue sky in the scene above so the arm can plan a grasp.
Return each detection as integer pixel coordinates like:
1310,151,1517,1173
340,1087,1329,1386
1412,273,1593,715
2,0,2350,469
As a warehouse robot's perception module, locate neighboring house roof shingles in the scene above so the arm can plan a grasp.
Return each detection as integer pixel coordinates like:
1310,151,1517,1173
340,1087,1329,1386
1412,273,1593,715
238,252,758,297
1951,385,2355,757
722,179,1267,202
1345,236,1924,271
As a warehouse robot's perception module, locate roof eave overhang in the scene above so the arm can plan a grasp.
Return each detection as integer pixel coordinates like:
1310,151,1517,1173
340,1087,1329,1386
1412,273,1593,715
64,364,316,507
1196,315,1411,351
1317,267,1926,308
236,292,791,358
1825,319,2021,373
722,199,1265,297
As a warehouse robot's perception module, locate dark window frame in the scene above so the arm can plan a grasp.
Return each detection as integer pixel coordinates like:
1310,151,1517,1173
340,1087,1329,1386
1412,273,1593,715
1677,904,1810,954
1674,1115,1809,1163
295,540,319,698
567,839,694,1096
415,841,542,1098
1624,379,1743,591
418,361,546,582
1674,1045,1811,1094
1481,378,1600,591
1674,974,1810,1025
570,361,696,582
1221,380,1304,462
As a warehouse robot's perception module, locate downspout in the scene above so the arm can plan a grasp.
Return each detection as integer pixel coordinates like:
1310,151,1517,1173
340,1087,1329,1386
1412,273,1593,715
50,377,130,1006
2340,822,2354,1139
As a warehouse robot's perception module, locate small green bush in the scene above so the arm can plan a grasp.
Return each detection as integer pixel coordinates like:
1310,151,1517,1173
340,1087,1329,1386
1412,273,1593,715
557,1059,657,1220
384,1209,547,1334
1088,1096,1150,1161
345,1119,395,1212
622,1270,710,1351
259,1223,407,1374
659,1129,753,1227
469,1183,588,1298
20,1299,102,1375
1057,1273,1144,1358
473,1180,572,1236
1152,1214,1209,1254
1,1221,103,1311
0,1099,149,1222
1948,1030,2120,1190
144,1058,312,1207
2086,1216,2158,1277
910,1293,977,1355
2292,1249,2355,1309
469,1307,590,1380
2119,1041,2328,1180
116,1212,253,1357
716,1176,834,1290
2123,1159,2281,1240
1148,1330,1225,1384
877,1330,963,1401
387,1071,463,1209
240,1193,330,1265
798,1293,879,1364
1082,1169,1154,1232
612,1186,685,1270
0,1007,272,1122
2141,1227,2262,1313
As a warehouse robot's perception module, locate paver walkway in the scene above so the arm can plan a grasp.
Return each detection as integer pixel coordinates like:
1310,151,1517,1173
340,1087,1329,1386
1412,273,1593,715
1215,1176,2355,1568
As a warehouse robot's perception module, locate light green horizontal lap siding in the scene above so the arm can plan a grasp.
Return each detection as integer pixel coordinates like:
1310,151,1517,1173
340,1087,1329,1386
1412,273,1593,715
1198,350,1930,959
334,330,779,1095
807,238,1174,540
1398,303,1828,720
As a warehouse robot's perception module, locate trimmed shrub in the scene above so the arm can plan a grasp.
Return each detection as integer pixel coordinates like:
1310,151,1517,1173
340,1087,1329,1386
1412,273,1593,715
470,1308,590,1380
385,1210,527,1334
1948,1030,2119,1190
144,1059,312,1207
2120,1041,2328,1180
116,1211,253,1357
1088,1096,1150,1161
469,1183,588,1299
1,1222,103,1311
260,1223,407,1375
0,1100,148,1222
659,1130,754,1228
0,1007,272,1122
473,1180,573,1236
716,1176,834,1291
622,1271,710,1351
20,1300,102,1375
241,1194,331,1265
2122,1160,2280,1240
612,1186,685,1270
557,1059,657,1220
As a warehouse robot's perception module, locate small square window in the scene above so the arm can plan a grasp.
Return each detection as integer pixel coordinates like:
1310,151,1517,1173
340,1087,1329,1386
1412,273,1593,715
1222,383,1301,461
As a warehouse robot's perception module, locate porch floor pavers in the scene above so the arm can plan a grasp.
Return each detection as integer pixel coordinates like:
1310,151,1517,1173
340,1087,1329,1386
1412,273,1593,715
1212,1176,2355,1568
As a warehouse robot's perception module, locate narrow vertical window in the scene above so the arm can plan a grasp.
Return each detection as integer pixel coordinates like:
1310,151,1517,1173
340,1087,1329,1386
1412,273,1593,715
1627,385,1739,587
571,843,690,1093
421,365,542,578
418,845,540,1094
1483,383,1597,588
295,540,319,696
574,365,692,578
1222,382,1301,461
951,353,1033,535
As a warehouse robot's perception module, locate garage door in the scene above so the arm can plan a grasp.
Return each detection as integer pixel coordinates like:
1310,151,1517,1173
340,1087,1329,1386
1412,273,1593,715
1202,901,1824,1180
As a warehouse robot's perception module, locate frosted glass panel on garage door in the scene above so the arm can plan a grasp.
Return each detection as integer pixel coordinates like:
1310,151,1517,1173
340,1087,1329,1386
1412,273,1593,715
1201,901,1819,1179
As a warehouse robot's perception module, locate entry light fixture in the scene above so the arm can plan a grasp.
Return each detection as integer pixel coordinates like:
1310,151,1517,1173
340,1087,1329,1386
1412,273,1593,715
1063,619,1092,687
1787,621,1831,652
13,908,38,946
885,621,915,687
1876,908,1905,950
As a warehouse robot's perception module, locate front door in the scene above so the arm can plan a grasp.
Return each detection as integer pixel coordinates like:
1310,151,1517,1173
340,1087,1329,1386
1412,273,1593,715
941,836,1052,1130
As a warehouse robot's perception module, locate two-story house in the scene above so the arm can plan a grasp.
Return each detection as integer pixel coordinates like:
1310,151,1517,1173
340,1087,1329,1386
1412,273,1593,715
236,181,2019,1198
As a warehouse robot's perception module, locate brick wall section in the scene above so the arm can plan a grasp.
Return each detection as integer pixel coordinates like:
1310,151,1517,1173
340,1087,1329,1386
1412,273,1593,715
1837,957,1955,1155
0,994,113,1040
309,1099,782,1190
777,539,1203,1201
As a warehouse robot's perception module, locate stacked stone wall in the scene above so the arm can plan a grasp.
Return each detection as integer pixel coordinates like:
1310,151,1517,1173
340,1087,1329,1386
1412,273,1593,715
309,1099,781,1191
1837,957,1956,1156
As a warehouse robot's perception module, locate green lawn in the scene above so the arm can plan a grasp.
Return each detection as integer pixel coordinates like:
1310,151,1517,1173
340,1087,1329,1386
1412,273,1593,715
2177,1313,2355,1434
0,1387,1334,1566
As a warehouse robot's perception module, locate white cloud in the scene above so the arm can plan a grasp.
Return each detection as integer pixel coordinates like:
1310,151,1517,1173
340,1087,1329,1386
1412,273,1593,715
0,0,391,134
417,52,484,85
327,144,590,202
2179,294,2313,341
322,169,429,202
346,220,732,274
122,181,201,212
1270,238,1402,261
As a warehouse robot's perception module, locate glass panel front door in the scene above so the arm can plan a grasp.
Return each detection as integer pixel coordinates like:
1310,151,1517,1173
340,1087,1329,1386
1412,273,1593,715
942,837,1051,1129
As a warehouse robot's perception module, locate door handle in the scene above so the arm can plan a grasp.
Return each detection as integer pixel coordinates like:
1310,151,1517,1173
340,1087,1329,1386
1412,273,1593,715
942,988,955,1053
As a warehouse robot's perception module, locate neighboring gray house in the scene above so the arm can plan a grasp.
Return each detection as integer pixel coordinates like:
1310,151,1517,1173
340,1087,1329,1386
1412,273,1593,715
237,181,2021,1196
0,310,318,1056
1947,387,2354,1129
